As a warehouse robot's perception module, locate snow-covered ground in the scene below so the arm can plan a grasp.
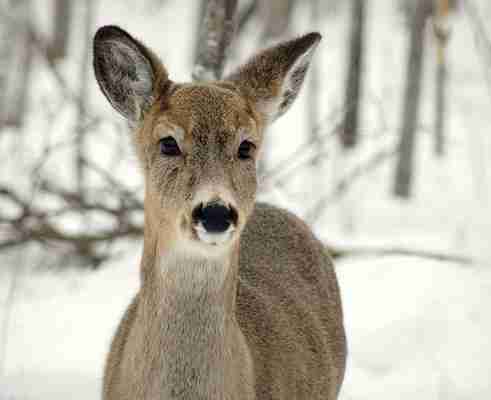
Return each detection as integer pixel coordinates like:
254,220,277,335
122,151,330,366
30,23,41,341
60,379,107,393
1,251,490,400
2,0,491,399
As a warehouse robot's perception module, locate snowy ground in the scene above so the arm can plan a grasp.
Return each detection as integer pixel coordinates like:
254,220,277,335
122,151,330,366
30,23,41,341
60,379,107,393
1,251,490,400
2,0,491,399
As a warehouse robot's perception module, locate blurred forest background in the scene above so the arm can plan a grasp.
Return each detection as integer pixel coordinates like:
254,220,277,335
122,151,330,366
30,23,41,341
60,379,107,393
1,0,491,399
2,0,489,267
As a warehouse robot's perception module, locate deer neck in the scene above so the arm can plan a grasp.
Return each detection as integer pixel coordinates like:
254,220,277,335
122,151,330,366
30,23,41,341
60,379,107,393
139,219,241,399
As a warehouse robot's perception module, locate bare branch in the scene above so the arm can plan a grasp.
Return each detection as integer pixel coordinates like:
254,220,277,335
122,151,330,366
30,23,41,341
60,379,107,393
328,243,473,266
261,108,346,184
0,182,143,267
306,146,398,222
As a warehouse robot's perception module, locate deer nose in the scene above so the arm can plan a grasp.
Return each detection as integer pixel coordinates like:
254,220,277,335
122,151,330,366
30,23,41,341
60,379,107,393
192,202,238,233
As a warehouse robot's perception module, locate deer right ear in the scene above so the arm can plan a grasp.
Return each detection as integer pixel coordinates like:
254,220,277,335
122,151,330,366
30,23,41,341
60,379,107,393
93,25,169,123
227,32,321,123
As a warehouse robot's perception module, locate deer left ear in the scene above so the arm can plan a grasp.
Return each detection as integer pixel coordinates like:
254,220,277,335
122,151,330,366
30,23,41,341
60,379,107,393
227,32,321,123
93,25,170,123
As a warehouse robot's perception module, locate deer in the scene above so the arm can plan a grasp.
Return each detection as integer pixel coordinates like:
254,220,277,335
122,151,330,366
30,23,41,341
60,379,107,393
93,25,346,400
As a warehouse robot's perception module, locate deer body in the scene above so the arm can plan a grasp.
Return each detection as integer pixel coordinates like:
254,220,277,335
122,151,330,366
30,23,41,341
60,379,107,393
94,26,346,400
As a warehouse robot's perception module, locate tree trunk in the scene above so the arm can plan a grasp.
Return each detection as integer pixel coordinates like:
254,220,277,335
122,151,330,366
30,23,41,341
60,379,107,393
341,0,366,149
0,0,33,129
192,0,238,81
434,47,448,156
434,0,450,156
193,0,207,69
76,0,94,195
255,0,295,176
259,0,295,41
49,0,71,62
393,0,430,198
308,0,322,166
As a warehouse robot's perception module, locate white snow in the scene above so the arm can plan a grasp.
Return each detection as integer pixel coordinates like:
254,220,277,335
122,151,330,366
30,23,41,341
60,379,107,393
0,249,140,400
337,256,491,400
1,252,490,400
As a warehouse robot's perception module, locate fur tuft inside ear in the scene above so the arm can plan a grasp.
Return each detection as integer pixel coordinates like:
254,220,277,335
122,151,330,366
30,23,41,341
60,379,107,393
93,25,169,123
227,32,321,123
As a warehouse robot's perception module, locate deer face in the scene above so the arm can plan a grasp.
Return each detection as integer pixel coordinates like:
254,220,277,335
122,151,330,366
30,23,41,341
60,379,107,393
93,26,320,253
137,83,260,250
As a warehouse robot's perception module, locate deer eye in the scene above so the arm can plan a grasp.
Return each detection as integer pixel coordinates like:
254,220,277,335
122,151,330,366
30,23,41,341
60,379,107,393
238,140,255,160
159,136,181,156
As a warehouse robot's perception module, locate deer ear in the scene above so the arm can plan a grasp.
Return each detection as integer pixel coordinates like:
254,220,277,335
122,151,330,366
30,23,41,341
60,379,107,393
93,25,169,123
227,32,321,123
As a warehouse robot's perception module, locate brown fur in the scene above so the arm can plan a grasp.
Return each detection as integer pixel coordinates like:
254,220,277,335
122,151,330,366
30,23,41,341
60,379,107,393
93,26,346,400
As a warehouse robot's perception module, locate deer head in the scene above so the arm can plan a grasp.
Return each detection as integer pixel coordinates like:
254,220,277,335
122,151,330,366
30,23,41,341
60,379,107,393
93,25,320,255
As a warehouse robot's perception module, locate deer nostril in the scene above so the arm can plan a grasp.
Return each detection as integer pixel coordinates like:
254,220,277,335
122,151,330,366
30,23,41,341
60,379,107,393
193,202,236,233
192,203,204,223
228,204,238,226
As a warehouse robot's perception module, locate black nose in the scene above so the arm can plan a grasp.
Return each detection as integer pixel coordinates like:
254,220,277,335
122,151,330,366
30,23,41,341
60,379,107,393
192,202,238,233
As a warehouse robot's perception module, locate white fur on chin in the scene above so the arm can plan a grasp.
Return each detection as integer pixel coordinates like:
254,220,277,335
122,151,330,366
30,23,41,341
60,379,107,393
194,223,235,246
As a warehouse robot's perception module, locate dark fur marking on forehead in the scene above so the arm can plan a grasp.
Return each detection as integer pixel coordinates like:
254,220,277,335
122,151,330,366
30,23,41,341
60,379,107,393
157,82,180,111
